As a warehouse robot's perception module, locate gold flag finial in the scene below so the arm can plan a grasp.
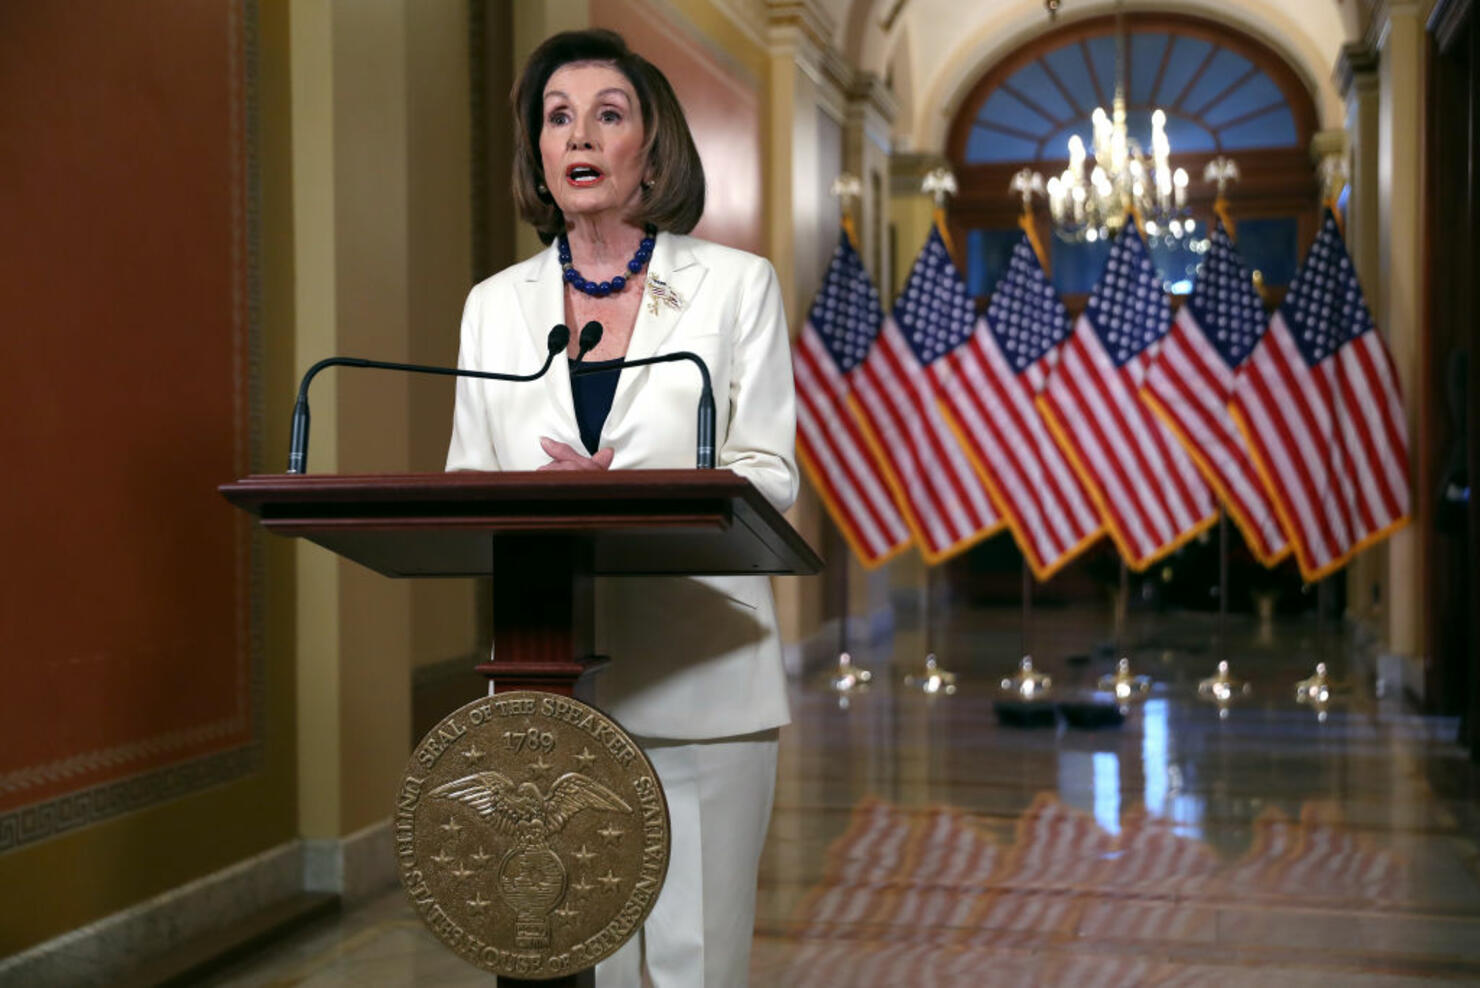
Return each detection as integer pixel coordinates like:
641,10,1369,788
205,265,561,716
922,167,957,209
831,172,863,247
1010,169,1051,272
1204,156,1241,197
1009,169,1049,267
1009,168,1045,215
1319,153,1348,212
1204,156,1240,238
922,167,960,260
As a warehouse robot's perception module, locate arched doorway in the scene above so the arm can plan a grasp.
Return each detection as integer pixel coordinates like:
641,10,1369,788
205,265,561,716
945,13,1321,311
932,13,1326,613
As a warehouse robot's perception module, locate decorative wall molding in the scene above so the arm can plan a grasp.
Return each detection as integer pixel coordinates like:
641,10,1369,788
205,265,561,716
1335,41,1381,99
709,0,769,49
1369,0,1432,50
769,0,858,101
1309,128,1350,164
767,0,835,56
848,70,899,131
889,150,945,194
0,746,263,853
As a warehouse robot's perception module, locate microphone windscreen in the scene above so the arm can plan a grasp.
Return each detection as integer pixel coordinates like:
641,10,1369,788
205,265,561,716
579,320,604,356
547,323,571,353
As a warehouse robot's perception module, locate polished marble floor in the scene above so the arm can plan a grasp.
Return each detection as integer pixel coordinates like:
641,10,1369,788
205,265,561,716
205,606,1480,986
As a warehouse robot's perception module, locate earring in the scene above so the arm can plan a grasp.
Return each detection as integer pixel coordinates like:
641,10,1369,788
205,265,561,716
537,181,549,196
641,177,655,190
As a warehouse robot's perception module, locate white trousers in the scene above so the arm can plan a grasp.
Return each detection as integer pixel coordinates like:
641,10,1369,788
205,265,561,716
595,729,780,988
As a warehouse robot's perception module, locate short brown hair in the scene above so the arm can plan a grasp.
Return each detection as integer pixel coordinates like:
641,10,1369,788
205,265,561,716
512,29,705,244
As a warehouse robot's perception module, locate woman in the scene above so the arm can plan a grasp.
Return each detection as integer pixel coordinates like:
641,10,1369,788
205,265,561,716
445,28,797,988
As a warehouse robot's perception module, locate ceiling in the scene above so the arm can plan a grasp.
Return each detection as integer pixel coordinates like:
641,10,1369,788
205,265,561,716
829,0,1361,151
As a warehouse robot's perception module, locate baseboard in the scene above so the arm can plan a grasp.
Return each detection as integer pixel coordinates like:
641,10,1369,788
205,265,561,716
1376,650,1427,708
0,820,396,987
115,892,339,988
302,818,396,905
0,840,301,987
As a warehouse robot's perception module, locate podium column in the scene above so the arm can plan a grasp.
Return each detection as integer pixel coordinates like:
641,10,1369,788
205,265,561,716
477,536,606,698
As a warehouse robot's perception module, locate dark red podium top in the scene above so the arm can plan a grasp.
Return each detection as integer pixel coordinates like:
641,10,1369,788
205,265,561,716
219,470,822,579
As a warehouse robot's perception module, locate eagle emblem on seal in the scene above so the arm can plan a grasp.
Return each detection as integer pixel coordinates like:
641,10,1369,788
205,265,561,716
430,771,632,947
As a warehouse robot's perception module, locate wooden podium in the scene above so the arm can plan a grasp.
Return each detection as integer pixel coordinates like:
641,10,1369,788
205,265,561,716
219,469,821,983
221,469,821,694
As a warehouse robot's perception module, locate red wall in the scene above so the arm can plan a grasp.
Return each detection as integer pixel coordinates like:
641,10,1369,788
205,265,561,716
0,2,255,833
591,0,764,254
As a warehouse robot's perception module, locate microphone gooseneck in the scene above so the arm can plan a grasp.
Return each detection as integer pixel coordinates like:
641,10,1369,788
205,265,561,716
571,350,716,469
285,324,571,474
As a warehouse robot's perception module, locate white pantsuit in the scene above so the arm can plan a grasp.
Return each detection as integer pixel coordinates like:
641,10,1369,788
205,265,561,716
446,232,798,985
595,731,779,988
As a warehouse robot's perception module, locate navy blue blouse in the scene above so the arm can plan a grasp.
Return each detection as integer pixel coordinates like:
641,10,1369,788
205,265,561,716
569,358,622,455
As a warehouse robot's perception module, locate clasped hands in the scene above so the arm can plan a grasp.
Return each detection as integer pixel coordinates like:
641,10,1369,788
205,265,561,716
538,436,613,471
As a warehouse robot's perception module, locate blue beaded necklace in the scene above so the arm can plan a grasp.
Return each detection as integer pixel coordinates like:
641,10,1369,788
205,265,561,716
558,225,656,297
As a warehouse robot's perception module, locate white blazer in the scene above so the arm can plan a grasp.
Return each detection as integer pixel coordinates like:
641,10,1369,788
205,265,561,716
446,232,799,740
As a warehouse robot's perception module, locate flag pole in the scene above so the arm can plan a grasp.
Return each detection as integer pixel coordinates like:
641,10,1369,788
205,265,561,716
1219,508,1229,664
905,166,961,694
1213,185,1235,668
923,164,950,676
1012,185,1048,670
1316,575,1331,677
1313,156,1346,678
924,563,935,661
923,166,951,676
824,173,868,697
1021,558,1033,663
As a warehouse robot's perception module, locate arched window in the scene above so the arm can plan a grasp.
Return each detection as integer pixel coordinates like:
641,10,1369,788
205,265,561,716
946,14,1320,304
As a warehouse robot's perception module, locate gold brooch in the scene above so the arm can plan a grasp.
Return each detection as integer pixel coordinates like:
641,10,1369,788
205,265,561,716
646,275,685,316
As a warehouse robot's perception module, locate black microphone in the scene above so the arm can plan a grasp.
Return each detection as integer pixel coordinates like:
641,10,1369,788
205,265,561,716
286,324,570,474
574,320,603,362
569,324,716,469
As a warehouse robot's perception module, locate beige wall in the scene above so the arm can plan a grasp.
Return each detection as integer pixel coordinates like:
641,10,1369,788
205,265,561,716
291,0,414,839
1374,1,1433,667
290,0,482,838
406,1,483,671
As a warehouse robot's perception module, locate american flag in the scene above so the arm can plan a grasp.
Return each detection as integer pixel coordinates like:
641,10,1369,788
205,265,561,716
849,226,1002,562
1230,211,1410,581
1141,221,1290,564
793,231,913,566
930,236,1103,579
1037,224,1217,570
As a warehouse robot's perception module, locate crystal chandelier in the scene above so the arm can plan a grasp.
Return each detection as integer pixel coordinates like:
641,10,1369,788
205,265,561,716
1039,2,1194,244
